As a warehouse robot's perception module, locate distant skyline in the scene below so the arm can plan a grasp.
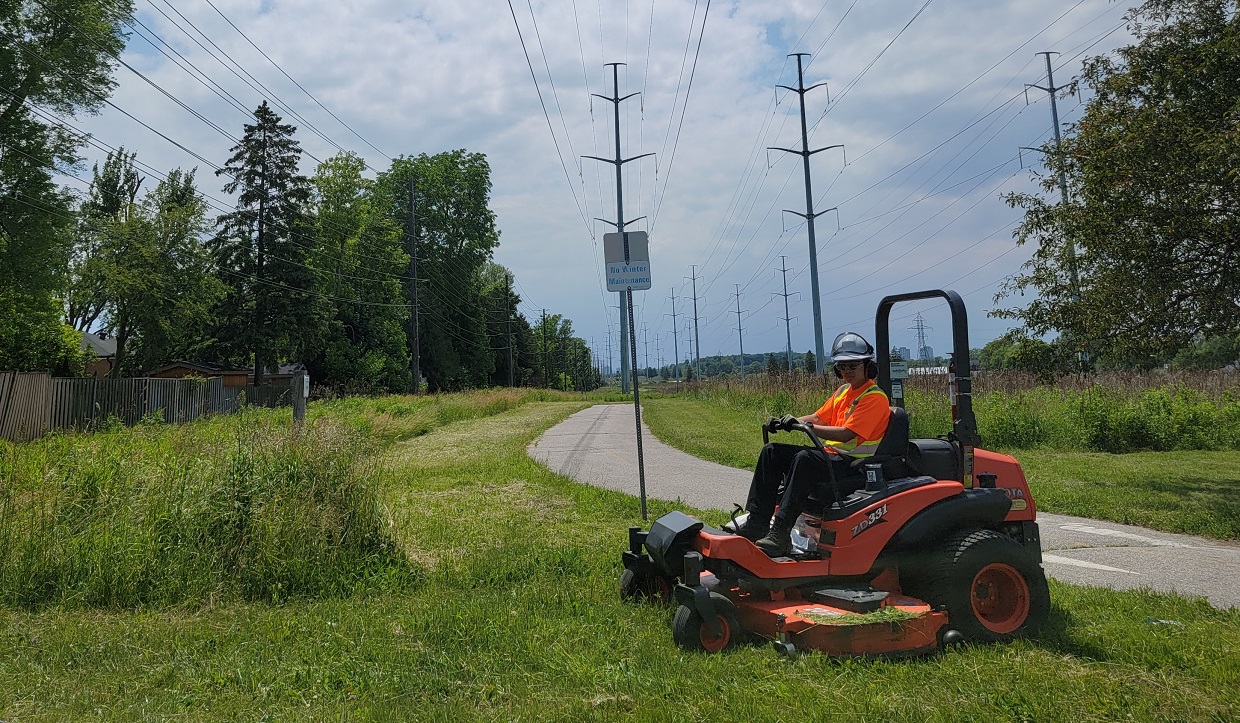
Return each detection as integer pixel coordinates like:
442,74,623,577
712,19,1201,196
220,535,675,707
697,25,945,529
72,0,1145,364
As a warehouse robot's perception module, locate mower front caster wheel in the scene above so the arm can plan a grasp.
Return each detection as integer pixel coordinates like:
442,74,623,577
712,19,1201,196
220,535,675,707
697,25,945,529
672,592,741,653
620,568,674,605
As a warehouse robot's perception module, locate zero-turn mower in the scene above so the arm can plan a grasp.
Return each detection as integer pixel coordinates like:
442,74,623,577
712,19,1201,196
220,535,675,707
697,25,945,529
620,289,1049,656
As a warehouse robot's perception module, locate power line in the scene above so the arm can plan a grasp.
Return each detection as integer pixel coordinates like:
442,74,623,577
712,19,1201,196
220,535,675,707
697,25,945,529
196,0,392,161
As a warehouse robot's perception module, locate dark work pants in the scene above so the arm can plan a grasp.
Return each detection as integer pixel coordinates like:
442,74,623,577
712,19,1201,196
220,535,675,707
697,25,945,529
745,442,861,525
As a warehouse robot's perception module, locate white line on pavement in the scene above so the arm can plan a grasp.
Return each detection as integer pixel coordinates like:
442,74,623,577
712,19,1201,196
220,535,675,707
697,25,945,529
1058,523,1204,549
1042,553,1142,575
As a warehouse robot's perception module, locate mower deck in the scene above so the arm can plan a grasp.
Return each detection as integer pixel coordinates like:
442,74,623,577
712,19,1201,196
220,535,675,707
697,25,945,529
706,573,947,656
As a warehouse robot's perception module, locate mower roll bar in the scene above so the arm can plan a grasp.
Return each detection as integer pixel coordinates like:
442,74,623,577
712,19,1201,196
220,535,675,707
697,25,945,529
873,289,980,448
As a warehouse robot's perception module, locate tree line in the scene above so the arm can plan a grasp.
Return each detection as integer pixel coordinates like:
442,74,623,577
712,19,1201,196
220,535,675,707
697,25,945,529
0,1,599,393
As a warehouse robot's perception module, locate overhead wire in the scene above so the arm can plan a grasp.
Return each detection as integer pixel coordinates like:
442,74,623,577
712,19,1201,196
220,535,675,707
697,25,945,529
689,0,1135,352
196,0,392,161
649,0,711,233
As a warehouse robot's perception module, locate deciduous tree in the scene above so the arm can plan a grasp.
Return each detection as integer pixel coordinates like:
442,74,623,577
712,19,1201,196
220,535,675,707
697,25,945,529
0,0,133,371
999,0,1240,363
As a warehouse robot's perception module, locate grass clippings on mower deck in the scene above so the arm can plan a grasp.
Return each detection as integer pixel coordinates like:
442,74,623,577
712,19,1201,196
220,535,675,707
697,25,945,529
799,605,923,627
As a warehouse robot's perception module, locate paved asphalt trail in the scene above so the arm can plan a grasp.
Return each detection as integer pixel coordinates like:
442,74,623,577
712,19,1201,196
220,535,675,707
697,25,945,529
529,404,1240,610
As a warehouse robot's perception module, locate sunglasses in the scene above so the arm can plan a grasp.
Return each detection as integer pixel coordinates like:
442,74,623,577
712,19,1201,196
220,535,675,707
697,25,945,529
835,361,864,371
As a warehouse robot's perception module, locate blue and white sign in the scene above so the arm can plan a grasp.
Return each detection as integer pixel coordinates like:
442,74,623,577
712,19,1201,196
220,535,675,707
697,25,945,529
603,231,652,291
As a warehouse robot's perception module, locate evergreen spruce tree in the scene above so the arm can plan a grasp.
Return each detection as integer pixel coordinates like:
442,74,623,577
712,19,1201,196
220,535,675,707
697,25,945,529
210,102,323,384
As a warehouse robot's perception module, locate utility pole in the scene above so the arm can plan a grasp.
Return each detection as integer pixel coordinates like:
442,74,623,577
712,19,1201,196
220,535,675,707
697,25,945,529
733,284,747,379
407,175,421,394
667,289,681,380
642,324,651,377
769,53,843,376
254,126,268,388
776,256,796,372
604,325,614,380
506,272,514,387
685,317,695,379
584,63,653,395
1026,51,1087,371
541,309,549,388
655,337,663,377
1026,51,1080,296
686,266,703,379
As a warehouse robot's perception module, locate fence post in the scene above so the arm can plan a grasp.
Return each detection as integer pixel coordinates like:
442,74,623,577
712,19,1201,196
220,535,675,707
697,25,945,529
292,372,308,426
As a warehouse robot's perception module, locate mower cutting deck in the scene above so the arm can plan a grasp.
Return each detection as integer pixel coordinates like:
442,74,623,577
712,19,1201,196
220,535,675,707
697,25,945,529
619,290,1050,657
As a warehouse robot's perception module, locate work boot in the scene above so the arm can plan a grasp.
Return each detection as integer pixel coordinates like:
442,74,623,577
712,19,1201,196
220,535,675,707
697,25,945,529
755,516,797,557
733,513,770,542
748,510,798,558
754,528,792,557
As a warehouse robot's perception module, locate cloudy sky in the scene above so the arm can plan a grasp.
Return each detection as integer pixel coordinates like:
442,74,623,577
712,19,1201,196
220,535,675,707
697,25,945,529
73,0,1145,369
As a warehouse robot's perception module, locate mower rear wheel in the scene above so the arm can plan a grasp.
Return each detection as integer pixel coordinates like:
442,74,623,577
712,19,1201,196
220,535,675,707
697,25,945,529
620,568,674,605
672,592,741,653
910,528,1049,643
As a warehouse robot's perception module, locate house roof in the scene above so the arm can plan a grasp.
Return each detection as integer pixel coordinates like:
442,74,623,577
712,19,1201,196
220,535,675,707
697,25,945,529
149,361,251,375
81,331,116,357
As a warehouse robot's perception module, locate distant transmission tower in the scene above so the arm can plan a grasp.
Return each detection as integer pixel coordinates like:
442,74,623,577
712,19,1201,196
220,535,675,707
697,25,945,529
775,256,797,372
909,313,932,360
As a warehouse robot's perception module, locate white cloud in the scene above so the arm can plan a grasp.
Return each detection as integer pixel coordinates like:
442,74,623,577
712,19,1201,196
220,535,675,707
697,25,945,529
71,0,1143,364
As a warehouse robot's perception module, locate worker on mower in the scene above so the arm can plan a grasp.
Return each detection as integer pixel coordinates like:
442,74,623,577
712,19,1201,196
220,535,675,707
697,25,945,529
735,331,892,557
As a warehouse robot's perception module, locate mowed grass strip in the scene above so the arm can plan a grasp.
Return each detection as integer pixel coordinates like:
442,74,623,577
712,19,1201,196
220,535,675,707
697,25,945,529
643,396,1240,540
0,393,1236,720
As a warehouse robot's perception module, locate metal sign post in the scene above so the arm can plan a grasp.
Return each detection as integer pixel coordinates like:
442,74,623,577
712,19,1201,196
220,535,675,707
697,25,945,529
605,231,652,519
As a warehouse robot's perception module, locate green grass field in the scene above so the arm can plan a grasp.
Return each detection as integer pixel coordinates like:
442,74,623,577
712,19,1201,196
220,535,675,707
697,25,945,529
1,392,1237,720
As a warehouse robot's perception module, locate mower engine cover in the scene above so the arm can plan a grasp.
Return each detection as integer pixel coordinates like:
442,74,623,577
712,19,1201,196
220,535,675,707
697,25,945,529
645,511,704,578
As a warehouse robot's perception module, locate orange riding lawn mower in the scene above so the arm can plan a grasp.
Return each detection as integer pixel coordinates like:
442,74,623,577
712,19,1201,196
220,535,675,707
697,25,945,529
620,290,1049,657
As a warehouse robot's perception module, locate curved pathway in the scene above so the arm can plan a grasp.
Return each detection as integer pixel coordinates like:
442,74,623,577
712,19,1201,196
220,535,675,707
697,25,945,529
528,404,1240,610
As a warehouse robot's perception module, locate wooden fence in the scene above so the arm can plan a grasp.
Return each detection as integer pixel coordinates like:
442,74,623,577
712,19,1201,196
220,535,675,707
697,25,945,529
0,372,292,442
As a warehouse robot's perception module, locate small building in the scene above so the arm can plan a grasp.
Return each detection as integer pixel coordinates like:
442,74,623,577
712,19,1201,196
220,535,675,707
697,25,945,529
81,331,117,379
255,362,307,386
148,361,251,388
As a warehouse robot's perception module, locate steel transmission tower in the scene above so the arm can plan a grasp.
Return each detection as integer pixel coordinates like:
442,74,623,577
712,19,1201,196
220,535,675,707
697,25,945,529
769,53,843,376
687,266,703,379
775,256,796,372
642,324,651,376
584,63,652,394
1027,51,1089,370
909,313,932,360
667,289,681,380
1026,51,1081,296
733,285,747,379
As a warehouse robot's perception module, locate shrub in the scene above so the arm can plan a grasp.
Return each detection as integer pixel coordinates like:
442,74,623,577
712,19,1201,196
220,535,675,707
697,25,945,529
0,409,416,609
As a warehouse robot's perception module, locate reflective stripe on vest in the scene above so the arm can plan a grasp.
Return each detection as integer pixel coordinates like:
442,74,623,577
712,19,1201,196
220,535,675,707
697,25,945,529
825,383,888,457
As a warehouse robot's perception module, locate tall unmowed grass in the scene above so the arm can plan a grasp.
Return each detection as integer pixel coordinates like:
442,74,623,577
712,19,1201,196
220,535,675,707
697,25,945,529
313,386,618,443
0,409,416,609
679,371,1240,452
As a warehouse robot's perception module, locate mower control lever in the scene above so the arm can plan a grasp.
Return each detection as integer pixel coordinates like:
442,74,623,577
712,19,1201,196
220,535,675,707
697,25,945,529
760,419,827,451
